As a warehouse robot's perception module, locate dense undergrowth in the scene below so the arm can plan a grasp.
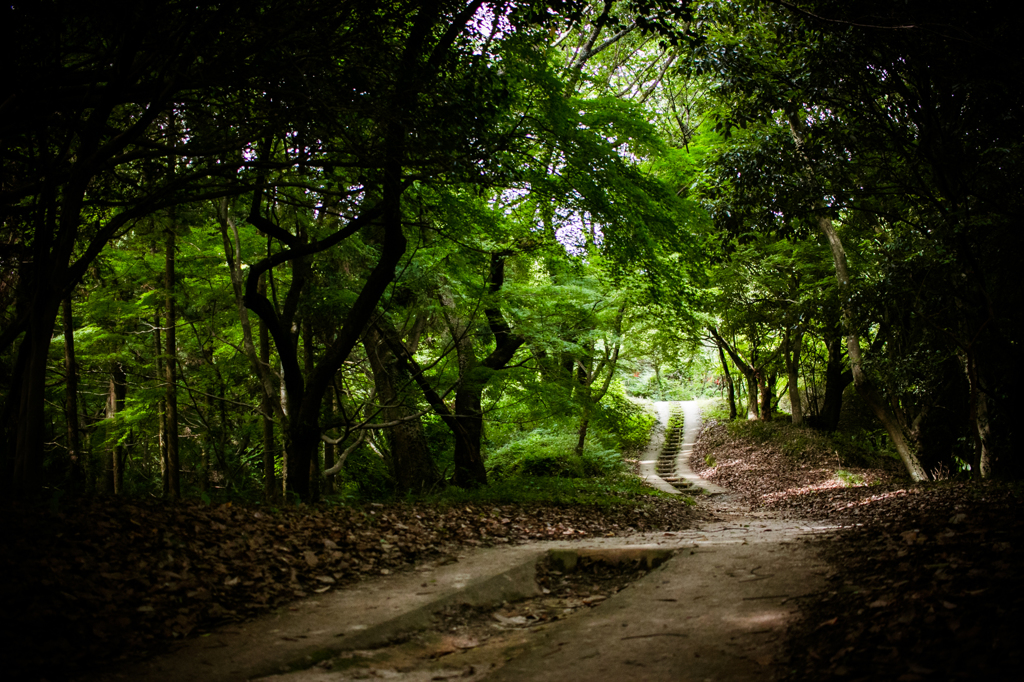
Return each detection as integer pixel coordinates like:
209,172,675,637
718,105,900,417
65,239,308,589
480,392,656,484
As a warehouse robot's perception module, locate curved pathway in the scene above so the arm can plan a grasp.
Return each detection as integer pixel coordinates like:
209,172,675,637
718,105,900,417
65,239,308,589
91,402,837,682
484,401,835,681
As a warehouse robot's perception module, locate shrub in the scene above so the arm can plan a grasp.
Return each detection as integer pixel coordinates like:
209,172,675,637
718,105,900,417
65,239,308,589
336,445,393,499
593,390,657,453
485,428,625,482
836,469,867,487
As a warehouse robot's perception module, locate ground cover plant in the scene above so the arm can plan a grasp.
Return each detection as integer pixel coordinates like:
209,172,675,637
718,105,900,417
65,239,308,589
693,412,904,509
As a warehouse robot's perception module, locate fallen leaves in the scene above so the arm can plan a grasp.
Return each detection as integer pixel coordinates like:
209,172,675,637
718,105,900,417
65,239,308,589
0,494,702,680
691,416,1024,680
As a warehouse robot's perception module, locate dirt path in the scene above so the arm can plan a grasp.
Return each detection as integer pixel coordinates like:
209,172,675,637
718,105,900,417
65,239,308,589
82,402,834,682
479,401,835,681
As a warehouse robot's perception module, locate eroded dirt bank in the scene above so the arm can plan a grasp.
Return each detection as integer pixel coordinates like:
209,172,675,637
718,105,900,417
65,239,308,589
693,414,1023,680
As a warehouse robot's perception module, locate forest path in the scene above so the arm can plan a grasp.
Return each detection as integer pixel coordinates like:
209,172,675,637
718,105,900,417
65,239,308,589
85,407,835,682
640,399,728,495
476,403,833,682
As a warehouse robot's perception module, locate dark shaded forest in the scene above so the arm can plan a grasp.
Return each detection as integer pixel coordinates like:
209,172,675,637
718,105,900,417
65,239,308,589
2,3,1023,680
3,0,1020,503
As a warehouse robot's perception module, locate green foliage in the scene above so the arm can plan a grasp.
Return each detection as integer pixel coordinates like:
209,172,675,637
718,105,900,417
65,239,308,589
334,447,393,501
485,428,625,482
592,391,656,453
700,399,733,423
420,473,680,508
835,469,867,487
725,417,903,473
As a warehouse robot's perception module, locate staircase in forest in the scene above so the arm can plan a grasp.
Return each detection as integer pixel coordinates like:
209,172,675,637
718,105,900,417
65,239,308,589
655,403,695,492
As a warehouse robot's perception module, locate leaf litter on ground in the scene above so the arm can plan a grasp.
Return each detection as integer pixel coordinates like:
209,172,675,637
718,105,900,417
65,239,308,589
692,417,1023,680
0,492,705,680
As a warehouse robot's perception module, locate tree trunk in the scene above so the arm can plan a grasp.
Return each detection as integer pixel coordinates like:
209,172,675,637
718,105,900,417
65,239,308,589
248,271,276,501
744,369,759,420
452,370,488,488
716,342,738,420
575,412,591,459
814,211,928,480
963,351,994,478
106,361,127,494
789,113,928,481
816,334,852,431
262,399,277,500
573,308,623,458
154,310,169,497
11,296,61,497
165,227,181,498
323,390,337,495
374,318,481,488
363,327,439,493
61,297,85,491
709,327,760,420
784,327,804,425
303,320,320,503
758,370,775,421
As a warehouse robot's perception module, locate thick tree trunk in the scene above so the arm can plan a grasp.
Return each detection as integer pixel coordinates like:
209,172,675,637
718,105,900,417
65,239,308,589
452,372,488,488
165,228,181,498
744,369,759,420
12,299,61,497
816,333,852,431
439,291,488,489
758,370,775,421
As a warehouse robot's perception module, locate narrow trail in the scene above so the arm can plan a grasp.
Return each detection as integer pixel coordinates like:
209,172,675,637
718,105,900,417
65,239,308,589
484,401,835,681
640,400,730,495
89,402,833,682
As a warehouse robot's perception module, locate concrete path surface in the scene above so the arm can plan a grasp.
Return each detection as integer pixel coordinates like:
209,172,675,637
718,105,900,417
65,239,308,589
85,402,837,682
638,401,679,495
484,512,833,682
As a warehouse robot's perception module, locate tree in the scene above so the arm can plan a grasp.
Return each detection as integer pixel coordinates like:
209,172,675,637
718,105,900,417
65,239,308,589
0,0,371,496
682,0,1024,478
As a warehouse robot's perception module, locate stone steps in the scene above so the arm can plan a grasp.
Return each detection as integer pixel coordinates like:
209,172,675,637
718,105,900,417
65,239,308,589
655,404,691,491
